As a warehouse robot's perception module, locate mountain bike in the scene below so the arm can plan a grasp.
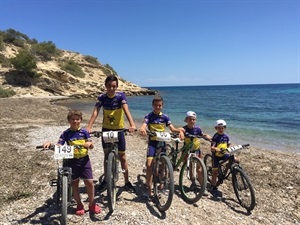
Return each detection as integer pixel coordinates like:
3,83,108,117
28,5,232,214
204,144,256,212
90,129,130,213
36,144,74,225
165,133,208,204
146,131,174,212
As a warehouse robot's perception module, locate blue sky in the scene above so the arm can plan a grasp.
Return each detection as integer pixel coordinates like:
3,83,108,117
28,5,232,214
0,0,299,87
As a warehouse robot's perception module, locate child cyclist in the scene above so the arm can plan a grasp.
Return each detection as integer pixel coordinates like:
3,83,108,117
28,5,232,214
178,111,211,194
86,74,136,192
139,95,183,199
210,119,234,196
43,110,101,216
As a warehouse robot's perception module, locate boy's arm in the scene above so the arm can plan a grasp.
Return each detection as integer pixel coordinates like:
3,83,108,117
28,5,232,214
139,122,148,136
86,106,100,132
122,103,136,132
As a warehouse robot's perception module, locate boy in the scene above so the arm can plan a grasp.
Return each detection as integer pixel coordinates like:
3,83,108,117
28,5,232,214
43,110,101,215
178,111,211,194
140,96,182,199
86,74,136,192
210,119,231,196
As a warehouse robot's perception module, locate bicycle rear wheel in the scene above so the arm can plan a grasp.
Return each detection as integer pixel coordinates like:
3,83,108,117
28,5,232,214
106,152,117,212
61,175,68,225
179,156,207,204
204,154,213,184
153,155,174,212
232,166,256,212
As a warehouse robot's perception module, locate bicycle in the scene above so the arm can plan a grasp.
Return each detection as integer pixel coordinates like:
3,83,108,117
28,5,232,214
165,133,208,204
204,144,256,212
146,131,174,212
36,144,74,225
90,129,130,213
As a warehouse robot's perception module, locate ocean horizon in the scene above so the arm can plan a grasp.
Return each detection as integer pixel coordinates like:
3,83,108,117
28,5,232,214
56,83,300,153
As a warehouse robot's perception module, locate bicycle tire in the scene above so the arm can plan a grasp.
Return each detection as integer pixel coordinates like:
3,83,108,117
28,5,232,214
232,166,256,212
204,154,213,184
61,175,68,225
179,156,207,204
153,155,174,212
106,152,117,212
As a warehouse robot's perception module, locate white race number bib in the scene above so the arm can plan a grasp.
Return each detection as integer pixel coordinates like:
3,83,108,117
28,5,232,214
102,131,119,143
155,132,171,142
54,145,74,159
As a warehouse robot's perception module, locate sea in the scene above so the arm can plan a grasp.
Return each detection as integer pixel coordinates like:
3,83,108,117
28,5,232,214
56,83,300,153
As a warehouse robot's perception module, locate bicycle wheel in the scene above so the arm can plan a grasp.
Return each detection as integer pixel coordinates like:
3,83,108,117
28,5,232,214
204,154,213,184
179,156,207,204
61,175,68,225
153,155,174,212
106,152,117,212
232,166,256,212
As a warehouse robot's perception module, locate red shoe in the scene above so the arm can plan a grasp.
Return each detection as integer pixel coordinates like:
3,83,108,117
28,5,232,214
89,203,101,214
75,204,85,216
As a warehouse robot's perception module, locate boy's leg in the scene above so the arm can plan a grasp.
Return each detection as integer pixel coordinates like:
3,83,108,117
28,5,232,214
146,157,154,196
72,179,81,204
119,152,129,183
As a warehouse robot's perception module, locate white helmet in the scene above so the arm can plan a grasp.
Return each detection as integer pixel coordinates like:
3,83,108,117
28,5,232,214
184,111,197,122
215,119,227,127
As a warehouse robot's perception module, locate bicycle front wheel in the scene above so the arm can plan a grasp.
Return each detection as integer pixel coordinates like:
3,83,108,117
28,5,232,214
204,154,213,184
106,152,117,212
153,155,174,212
179,156,207,204
232,166,256,212
61,175,68,225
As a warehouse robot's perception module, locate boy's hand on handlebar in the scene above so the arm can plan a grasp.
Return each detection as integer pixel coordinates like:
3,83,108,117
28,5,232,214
139,128,147,136
128,126,137,133
43,141,52,149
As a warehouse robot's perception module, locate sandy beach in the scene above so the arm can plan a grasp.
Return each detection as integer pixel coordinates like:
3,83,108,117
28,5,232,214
0,97,299,225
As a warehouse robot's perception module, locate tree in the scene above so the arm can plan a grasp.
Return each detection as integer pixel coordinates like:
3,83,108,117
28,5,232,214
10,49,37,76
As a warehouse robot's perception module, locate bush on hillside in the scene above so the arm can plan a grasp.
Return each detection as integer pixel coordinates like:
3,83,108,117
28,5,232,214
0,53,11,67
10,49,37,75
61,60,85,78
31,41,61,60
84,55,100,66
104,64,117,75
0,29,29,47
0,87,16,98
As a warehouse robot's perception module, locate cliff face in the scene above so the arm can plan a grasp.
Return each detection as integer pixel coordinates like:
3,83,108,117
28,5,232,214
0,44,156,98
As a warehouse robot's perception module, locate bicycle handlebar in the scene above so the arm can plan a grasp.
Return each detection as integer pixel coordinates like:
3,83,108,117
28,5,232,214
36,145,55,150
90,129,137,138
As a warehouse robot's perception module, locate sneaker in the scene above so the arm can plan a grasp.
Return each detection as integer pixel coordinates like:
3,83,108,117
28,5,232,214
141,193,152,201
124,181,135,193
89,203,101,214
75,204,85,216
97,180,107,192
210,186,222,197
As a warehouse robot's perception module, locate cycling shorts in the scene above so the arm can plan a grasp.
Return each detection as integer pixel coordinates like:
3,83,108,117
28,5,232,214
66,155,93,180
147,141,166,159
212,153,231,169
101,128,126,154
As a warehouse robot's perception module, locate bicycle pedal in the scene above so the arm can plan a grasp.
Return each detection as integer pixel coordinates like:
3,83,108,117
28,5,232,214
49,179,58,186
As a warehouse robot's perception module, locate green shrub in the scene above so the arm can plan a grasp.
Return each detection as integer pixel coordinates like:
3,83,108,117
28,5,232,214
103,63,117,75
31,41,60,60
0,53,11,67
84,55,100,66
1,28,28,47
10,49,37,75
61,60,85,78
0,87,16,98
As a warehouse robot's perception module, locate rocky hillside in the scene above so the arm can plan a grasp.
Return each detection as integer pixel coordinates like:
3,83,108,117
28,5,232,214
0,37,156,98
